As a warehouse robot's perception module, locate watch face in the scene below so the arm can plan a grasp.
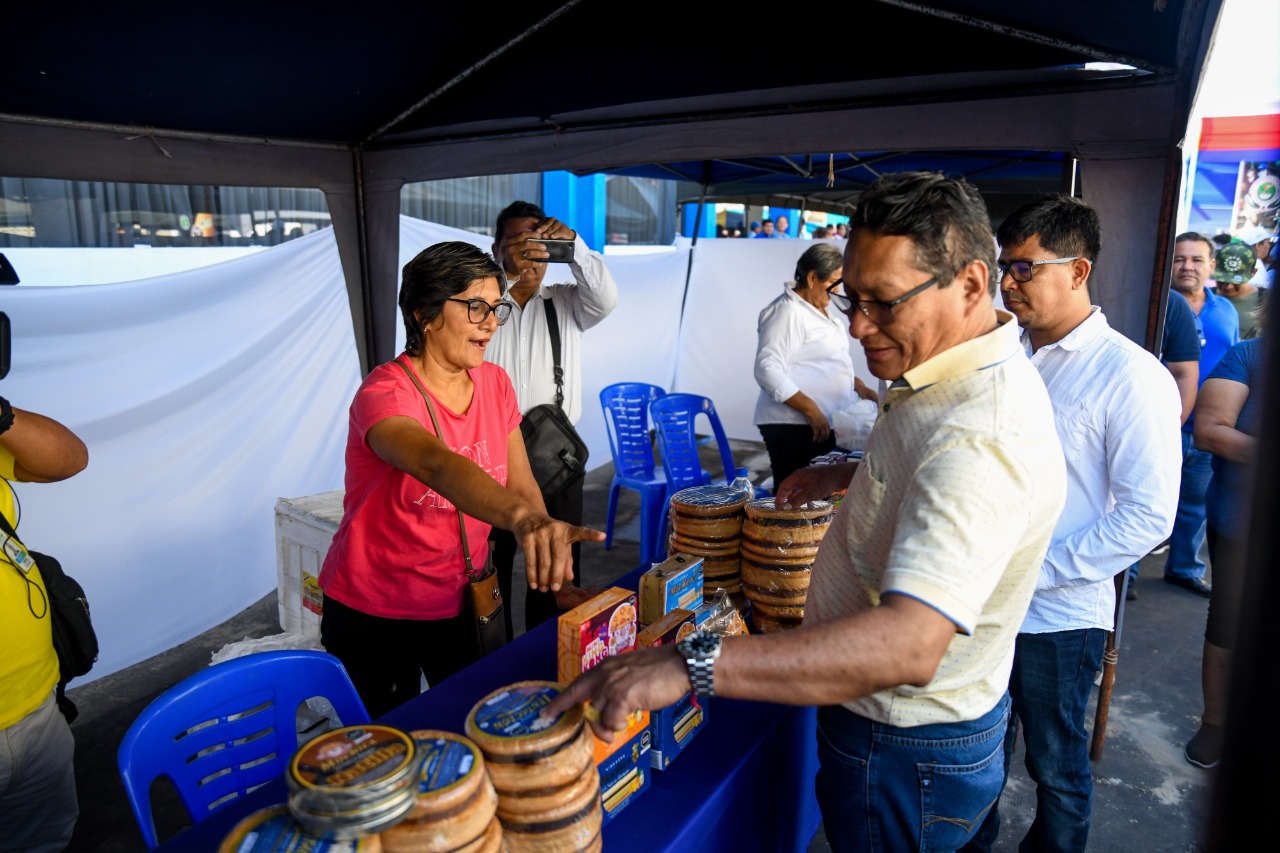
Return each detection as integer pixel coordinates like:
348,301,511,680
682,630,720,657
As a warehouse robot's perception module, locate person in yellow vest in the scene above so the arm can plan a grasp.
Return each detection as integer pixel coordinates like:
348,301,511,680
0,397,89,852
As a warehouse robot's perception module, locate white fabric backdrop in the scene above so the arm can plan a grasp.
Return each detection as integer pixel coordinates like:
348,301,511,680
673,238,874,442
2,229,360,680
1,220,872,680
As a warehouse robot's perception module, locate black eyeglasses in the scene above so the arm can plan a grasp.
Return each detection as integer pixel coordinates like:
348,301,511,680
826,275,940,325
997,257,1078,284
447,298,514,325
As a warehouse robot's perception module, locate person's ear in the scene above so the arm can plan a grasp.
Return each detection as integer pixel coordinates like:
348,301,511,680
958,259,990,305
1072,257,1092,290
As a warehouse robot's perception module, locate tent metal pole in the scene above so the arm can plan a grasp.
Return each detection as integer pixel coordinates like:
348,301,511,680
363,0,586,144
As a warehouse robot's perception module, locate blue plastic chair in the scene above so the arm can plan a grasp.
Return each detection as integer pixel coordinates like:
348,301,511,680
117,650,369,849
650,393,742,555
600,382,668,566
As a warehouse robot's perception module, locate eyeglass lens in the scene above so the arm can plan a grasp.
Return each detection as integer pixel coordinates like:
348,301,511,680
457,298,513,325
999,261,1034,283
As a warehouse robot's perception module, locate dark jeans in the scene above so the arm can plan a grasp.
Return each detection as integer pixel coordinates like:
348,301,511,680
758,423,836,494
320,595,479,720
490,474,584,634
816,695,1009,853
966,628,1107,853
1165,429,1211,580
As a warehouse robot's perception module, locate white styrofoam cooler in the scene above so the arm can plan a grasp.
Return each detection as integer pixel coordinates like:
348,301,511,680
274,490,345,637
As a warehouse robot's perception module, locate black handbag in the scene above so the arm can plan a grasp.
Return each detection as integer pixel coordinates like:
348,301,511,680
2,511,98,723
395,360,509,657
519,299,589,502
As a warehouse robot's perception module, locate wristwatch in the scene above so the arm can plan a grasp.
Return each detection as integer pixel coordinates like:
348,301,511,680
676,629,723,697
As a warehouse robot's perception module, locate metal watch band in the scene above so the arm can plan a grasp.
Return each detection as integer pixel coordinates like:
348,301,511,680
686,657,716,697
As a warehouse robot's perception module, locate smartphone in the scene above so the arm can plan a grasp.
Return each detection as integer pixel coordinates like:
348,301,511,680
539,238,575,264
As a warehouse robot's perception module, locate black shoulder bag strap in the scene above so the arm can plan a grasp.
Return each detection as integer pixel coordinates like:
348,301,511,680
0,506,73,719
543,297,565,411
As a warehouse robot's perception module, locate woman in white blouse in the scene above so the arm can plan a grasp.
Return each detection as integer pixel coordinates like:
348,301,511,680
752,242,872,492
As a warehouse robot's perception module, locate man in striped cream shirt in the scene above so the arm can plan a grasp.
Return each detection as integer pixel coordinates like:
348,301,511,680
550,172,1066,853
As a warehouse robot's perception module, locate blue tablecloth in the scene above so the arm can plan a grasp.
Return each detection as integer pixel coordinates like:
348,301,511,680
154,565,822,851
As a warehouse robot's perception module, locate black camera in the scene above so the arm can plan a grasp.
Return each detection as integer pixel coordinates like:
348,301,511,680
539,238,575,264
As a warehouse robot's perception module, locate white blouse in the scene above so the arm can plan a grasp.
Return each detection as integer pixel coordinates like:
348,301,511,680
752,285,858,426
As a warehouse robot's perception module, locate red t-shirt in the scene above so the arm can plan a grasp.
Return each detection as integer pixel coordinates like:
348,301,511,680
319,356,521,620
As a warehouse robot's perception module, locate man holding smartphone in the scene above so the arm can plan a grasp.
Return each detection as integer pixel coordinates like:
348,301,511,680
487,201,619,633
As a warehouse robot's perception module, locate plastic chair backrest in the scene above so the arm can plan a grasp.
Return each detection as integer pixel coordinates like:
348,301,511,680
600,383,666,477
650,393,737,492
117,650,369,849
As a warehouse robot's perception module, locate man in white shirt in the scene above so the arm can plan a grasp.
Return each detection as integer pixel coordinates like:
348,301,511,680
487,201,618,631
964,195,1182,853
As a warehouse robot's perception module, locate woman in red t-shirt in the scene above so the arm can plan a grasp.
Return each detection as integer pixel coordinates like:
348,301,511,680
319,241,603,718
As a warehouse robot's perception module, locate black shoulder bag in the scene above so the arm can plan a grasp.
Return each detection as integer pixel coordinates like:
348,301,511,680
520,299,589,502
395,359,509,657
1,510,98,723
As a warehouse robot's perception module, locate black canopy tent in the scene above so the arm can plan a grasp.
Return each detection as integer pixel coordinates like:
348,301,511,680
4,2,1276,843
0,0,1219,371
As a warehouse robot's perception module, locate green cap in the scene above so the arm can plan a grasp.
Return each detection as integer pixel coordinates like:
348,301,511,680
1211,242,1257,284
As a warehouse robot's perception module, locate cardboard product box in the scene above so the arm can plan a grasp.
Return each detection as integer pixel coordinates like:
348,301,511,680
638,553,705,625
636,608,697,650
634,608,708,770
598,725,652,825
591,708,650,765
557,587,639,684
649,692,708,771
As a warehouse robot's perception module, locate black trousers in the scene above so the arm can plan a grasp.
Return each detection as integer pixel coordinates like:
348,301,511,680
490,474,584,635
758,423,836,495
320,595,479,720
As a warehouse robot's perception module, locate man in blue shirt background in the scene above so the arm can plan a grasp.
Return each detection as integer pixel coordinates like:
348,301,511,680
1163,232,1240,597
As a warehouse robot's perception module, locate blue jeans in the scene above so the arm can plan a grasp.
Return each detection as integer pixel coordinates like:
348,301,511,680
815,693,1009,853
965,629,1107,853
1165,429,1210,580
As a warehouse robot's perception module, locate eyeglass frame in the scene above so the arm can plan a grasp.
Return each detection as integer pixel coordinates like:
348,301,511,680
825,274,941,325
446,297,514,326
996,256,1080,284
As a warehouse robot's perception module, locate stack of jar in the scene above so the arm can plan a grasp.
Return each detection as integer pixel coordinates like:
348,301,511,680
666,484,752,609
285,724,424,842
380,730,503,853
465,681,602,853
740,498,834,632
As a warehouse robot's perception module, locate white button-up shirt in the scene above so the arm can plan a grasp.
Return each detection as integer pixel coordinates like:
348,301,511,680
486,236,618,425
752,285,859,426
1019,307,1182,633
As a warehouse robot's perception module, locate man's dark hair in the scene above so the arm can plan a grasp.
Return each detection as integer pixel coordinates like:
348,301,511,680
997,194,1102,264
850,171,997,296
1175,231,1216,256
495,200,546,240
399,241,504,357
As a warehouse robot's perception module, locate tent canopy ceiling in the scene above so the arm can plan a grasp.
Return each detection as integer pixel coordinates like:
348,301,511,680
0,0,1222,369
4,1,1193,160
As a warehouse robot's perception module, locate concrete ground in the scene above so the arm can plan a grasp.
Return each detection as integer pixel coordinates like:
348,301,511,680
63,438,1216,852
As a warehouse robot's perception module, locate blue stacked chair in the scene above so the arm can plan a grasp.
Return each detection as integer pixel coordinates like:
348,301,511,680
117,650,369,848
600,382,668,566
649,392,743,557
